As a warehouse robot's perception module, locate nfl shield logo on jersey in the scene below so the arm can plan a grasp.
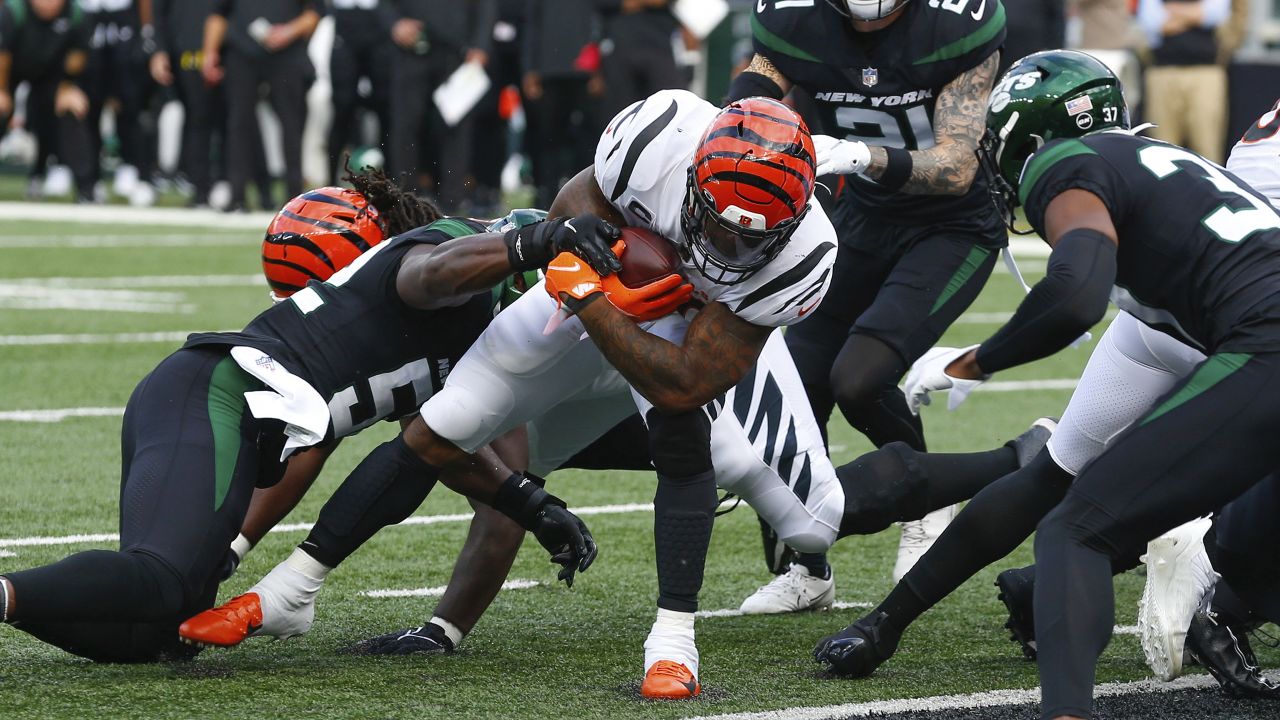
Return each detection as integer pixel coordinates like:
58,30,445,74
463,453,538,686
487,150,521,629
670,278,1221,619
862,67,879,87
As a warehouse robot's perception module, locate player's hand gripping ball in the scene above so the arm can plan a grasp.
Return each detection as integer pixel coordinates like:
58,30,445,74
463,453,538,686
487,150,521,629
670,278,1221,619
544,227,693,322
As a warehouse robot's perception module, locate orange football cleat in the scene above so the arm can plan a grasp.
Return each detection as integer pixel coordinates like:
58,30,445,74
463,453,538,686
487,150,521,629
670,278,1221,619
640,660,701,699
179,592,264,648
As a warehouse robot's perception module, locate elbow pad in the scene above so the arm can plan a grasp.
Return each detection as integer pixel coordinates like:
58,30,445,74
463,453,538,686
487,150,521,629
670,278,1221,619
976,228,1116,373
726,71,785,104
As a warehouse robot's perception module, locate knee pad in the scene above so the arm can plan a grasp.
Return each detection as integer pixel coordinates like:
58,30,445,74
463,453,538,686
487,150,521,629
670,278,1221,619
646,408,712,478
836,442,928,536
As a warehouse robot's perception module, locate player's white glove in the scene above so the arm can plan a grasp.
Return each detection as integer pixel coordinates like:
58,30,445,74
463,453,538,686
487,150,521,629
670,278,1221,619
903,345,988,415
813,134,872,176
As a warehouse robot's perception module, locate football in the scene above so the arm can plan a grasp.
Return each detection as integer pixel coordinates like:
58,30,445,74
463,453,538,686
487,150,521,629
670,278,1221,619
615,226,682,288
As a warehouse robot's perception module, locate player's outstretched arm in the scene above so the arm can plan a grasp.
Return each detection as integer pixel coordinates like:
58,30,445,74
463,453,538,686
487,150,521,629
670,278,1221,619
863,51,1000,196
910,189,1118,411
575,298,772,413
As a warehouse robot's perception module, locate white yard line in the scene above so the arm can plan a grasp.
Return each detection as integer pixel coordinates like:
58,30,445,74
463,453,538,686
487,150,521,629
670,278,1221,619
0,407,125,422
361,579,541,598
982,379,1079,392
688,673,1231,720
0,201,275,228
0,503,655,549
0,234,254,249
0,330,224,346
1,274,264,288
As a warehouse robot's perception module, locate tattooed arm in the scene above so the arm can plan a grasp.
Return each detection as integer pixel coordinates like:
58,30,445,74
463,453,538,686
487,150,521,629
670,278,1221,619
862,51,1000,196
574,298,772,414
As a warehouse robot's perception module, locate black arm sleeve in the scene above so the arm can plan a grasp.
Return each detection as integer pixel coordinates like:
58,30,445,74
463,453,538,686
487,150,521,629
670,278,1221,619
974,228,1116,374
725,70,784,104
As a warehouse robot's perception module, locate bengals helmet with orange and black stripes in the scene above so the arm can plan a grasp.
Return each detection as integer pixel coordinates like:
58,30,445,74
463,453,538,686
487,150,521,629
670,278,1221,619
262,187,387,300
681,97,816,285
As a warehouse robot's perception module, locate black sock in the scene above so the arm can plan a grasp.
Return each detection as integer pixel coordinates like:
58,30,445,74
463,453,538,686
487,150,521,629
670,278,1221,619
796,552,831,580
654,469,717,612
301,434,440,568
876,581,927,637
898,452,1072,624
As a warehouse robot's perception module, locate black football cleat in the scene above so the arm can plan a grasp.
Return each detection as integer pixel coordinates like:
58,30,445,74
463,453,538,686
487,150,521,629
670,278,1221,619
340,623,456,656
813,611,900,677
995,566,1037,660
1186,610,1280,698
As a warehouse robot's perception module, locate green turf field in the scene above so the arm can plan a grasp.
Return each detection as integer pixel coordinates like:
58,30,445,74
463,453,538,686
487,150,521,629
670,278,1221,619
0,215,1274,719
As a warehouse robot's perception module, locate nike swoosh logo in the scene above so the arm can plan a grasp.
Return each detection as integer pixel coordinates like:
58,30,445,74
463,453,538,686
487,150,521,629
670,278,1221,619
970,0,986,20
681,678,698,694
797,298,822,317
757,0,767,11
549,261,582,272
564,220,579,234
247,622,263,636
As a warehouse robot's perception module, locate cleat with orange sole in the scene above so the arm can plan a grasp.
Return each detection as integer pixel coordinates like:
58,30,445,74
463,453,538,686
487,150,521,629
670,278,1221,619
179,592,264,648
641,660,700,699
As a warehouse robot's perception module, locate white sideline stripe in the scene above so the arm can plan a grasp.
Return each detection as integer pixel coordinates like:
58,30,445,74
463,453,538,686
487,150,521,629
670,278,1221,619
957,309,1119,325
689,673,1231,720
0,407,125,422
0,330,229,346
0,503,655,548
0,200,275,228
981,379,1079,392
0,550,15,557
361,579,541,598
695,601,871,619
2,274,264,288
0,234,253,248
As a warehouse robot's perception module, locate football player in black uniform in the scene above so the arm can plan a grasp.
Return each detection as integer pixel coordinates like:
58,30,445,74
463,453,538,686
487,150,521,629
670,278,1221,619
728,0,1009,601
853,50,1280,720
0,170,614,663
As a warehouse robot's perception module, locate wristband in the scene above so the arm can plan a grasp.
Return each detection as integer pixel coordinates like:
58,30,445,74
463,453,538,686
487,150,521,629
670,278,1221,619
503,219,562,272
491,472,560,531
726,71,785,104
879,147,913,191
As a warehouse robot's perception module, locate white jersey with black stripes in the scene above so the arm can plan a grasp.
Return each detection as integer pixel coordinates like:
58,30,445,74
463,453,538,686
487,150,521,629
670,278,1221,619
1227,98,1280,208
594,89,838,328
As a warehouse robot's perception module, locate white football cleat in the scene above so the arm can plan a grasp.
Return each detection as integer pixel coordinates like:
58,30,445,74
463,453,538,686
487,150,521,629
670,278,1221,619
739,563,835,615
1139,516,1217,681
893,504,957,584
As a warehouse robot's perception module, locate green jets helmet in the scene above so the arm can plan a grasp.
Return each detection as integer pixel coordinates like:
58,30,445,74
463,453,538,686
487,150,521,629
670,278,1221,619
980,50,1129,223
487,208,548,313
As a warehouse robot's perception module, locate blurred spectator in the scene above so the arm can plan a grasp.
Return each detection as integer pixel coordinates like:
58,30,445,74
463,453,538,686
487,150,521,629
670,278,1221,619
1075,0,1145,50
1003,0,1066,71
152,0,219,206
0,0,94,201
326,0,392,184
523,0,602,209
81,0,154,204
382,0,496,210
468,0,523,216
595,0,681,116
203,0,319,211
1139,0,1232,162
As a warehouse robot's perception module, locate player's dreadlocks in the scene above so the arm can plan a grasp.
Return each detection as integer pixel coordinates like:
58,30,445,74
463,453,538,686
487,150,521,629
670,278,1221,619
342,162,443,237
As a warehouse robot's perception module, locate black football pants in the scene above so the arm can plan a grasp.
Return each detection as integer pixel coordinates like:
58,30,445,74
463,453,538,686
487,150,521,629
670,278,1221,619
1034,350,1280,719
3,348,284,662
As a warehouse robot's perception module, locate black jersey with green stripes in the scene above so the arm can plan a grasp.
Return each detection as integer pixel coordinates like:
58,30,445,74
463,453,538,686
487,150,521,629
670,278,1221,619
752,0,1005,224
1021,132,1280,353
185,217,494,438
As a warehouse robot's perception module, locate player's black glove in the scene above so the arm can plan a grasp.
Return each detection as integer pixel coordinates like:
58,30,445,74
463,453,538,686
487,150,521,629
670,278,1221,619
491,472,599,588
340,623,455,656
503,214,622,275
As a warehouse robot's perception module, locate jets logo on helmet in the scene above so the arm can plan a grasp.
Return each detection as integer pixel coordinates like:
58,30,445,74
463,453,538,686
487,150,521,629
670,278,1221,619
978,50,1129,232
262,187,387,301
681,97,816,285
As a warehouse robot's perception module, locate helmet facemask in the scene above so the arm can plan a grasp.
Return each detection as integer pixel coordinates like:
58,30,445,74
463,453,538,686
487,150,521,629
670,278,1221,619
824,0,910,21
680,166,810,286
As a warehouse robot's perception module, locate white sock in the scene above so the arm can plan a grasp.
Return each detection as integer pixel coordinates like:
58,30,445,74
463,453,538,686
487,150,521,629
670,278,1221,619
285,547,332,581
653,607,695,631
429,616,465,647
644,608,699,676
0,576,10,623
